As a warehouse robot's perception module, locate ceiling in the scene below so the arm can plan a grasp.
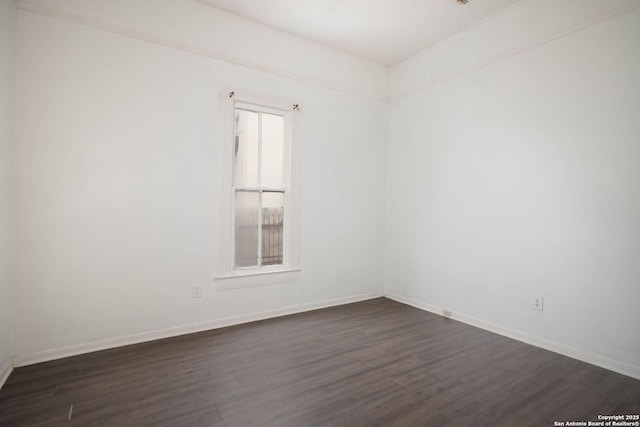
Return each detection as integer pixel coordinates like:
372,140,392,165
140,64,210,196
197,0,522,66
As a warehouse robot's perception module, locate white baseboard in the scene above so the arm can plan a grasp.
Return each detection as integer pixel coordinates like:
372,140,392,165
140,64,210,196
385,292,640,381
12,292,384,368
0,359,12,390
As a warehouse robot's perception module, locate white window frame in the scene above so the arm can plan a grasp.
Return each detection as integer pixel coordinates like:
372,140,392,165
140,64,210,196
214,89,301,290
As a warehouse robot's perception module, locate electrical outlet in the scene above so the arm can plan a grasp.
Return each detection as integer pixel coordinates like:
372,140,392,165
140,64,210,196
442,309,452,318
531,295,543,311
192,284,202,299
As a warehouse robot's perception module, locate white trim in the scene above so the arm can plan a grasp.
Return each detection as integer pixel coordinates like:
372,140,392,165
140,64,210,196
389,1,640,102
214,268,301,291
218,94,235,275
0,360,12,390
384,292,640,381
230,90,297,113
16,2,386,102
12,292,383,368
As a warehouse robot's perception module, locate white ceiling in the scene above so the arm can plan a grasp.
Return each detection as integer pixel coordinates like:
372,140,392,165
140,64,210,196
197,0,522,66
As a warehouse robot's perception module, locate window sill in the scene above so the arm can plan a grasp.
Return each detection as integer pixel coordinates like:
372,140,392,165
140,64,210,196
214,268,301,291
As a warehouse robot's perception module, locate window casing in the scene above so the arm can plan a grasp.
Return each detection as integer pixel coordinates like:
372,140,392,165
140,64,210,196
215,90,301,289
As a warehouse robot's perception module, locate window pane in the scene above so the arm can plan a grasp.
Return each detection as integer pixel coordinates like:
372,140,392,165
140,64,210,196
261,192,284,266
234,109,259,188
234,191,259,268
261,113,284,189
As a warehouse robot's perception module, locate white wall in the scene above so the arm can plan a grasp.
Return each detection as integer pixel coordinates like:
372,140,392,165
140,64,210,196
0,0,16,385
13,8,387,362
386,2,640,378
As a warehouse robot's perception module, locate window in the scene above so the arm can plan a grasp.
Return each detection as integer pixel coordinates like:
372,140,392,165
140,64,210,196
215,90,300,289
233,103,287,269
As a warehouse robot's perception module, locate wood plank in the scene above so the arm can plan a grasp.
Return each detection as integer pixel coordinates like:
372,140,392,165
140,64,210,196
0,298,638,426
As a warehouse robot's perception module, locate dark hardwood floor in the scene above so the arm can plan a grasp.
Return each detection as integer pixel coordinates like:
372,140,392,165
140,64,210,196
0,298,638,426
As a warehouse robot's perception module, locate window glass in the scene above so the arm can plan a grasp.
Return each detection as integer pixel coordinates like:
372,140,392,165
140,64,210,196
260,113,284,189
234,191,259,268
261,192,284,266
233,109,259,188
